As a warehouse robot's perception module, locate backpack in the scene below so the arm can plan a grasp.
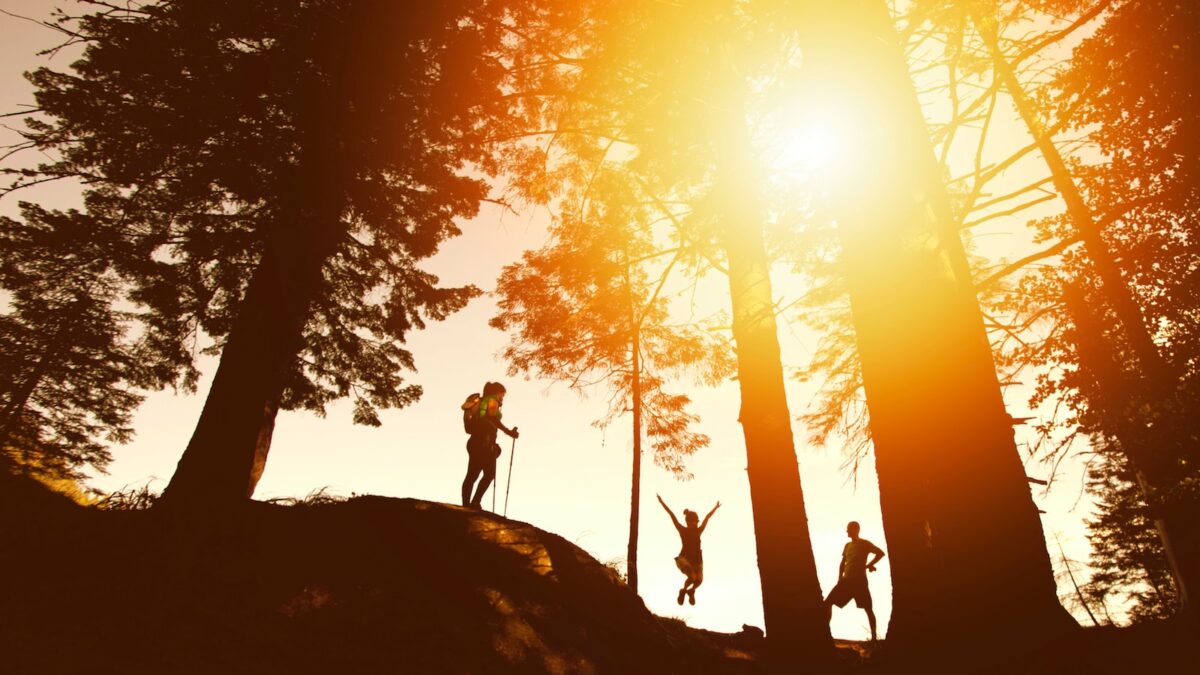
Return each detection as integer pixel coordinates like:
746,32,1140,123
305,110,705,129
461,393,482,434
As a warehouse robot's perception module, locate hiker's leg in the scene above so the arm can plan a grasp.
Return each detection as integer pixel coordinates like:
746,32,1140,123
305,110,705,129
865,607,877,641
461,456,482,506
470,455,497,507
462,437,485,506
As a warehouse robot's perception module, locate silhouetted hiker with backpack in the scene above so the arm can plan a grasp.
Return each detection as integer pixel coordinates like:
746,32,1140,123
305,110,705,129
657,494,720,605
460,381,519,509
824,520,886,641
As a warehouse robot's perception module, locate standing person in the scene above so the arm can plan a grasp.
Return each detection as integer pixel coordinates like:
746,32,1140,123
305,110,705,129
824,520,886,641
657,494,720,605
461,381,518,509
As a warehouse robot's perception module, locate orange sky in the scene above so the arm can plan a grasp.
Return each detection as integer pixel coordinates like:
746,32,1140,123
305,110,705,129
0,0,1104,638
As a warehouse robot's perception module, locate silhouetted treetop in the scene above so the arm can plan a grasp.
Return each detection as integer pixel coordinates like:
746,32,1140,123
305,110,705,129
4,0,589,501
8,0,577,422
12,0,520,410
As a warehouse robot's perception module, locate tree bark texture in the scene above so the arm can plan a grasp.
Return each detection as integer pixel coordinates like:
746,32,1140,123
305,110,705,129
789,0,1075,650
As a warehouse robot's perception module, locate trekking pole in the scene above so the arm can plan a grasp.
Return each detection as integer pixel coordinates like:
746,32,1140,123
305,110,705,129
503,428,518,517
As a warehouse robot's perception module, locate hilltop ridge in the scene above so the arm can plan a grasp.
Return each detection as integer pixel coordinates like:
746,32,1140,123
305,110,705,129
1,477,758,674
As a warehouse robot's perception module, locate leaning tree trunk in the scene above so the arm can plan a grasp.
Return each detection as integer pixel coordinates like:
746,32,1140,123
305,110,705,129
970,9,1173,387
974,10,1199,619
790,0,1075,652
158,192,342,505
160,80,349,506
0,299,83,450
156,0,387,507
713,59,832,665
157,238,329,504
0,335,63,452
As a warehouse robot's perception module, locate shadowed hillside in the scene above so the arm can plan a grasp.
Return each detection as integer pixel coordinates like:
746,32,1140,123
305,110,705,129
2,473,1192,674
1,475,762,674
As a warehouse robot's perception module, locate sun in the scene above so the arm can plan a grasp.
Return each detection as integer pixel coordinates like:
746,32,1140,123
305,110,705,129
759,103,861,182
778,124,840,170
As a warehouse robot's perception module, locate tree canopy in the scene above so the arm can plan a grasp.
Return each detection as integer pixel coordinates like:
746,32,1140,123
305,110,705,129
5,0,582,501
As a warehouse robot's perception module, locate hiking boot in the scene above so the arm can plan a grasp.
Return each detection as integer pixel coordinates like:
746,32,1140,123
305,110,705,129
687,589,696,605
677,589,686,605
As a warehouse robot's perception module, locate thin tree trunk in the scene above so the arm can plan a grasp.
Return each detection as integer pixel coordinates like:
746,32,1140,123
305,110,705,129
713,60,832,665
628,320,642,594
790,0,1075,651
0,338,63,451
1063,286,1195,616
618,243,645,594
971,11,1171,384
1056,534,1101,627
0,301,81,450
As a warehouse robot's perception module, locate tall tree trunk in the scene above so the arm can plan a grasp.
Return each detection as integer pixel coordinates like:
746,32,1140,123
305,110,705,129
158,6,364,507
158,208,339,505
161,94,347,505
790,0,1075,651
974,8,1199,619
713,61,832,665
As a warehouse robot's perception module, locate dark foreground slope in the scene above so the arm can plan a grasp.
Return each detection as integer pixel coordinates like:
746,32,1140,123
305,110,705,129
1,475,757,675
2,474,1194,674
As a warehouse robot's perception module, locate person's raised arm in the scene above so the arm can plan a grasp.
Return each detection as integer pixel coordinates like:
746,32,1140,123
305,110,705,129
699,501,721,533
867,543,886,573
657,494,682,531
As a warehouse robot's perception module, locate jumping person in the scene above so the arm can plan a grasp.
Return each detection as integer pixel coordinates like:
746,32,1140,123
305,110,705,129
461,381,518,509
824,520,886,641
657,494,720,606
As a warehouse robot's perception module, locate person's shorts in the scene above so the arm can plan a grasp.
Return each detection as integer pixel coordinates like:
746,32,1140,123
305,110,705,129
466,434,500,457
826,574,872,609
675,555,704,584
